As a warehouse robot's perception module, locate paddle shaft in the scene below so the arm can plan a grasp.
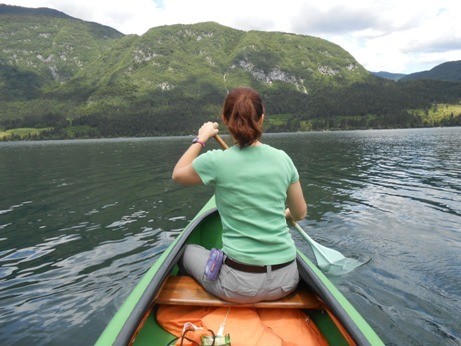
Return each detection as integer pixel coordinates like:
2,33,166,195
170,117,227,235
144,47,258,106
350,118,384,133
214,135,229,150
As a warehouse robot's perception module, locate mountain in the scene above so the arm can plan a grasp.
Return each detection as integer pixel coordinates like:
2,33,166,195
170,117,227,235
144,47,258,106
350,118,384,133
371,71,406,81
0,5,123,99
400,61,461,82
64,21,375,134
1,5,460,139
0,5,372,135
371,61,461,82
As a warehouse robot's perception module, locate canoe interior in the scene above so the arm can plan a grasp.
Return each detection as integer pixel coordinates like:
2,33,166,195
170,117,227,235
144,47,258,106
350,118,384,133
131,211,353,346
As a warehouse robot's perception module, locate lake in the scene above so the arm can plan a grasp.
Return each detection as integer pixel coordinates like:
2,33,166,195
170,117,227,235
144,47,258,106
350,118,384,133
0,127,460,345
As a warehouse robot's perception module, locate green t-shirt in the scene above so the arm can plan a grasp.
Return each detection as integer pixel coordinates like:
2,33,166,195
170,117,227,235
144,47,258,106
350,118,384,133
192,144,299,265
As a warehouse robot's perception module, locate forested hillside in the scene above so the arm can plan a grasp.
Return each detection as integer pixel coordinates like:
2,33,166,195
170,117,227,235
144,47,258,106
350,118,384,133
1,5,460,140
401,61,461,82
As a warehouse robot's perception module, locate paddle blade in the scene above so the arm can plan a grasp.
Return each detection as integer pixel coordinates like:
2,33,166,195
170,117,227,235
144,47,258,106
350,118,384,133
292,221,368,275
321,257,372,276
308,239,347,267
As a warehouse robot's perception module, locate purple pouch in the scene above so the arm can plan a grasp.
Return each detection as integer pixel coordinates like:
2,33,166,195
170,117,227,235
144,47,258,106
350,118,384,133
204,248,224,280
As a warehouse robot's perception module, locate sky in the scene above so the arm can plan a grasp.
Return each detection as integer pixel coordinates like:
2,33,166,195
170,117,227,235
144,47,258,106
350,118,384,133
3,0,461,74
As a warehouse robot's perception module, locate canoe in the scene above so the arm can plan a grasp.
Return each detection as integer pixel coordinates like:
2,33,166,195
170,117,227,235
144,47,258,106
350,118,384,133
96,196,384,345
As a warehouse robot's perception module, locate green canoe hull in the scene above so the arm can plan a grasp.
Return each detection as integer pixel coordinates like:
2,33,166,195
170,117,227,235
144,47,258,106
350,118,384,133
96,197,383,345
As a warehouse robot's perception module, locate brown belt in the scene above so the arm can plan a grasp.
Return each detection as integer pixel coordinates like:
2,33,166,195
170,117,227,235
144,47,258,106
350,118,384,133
224,257,294,273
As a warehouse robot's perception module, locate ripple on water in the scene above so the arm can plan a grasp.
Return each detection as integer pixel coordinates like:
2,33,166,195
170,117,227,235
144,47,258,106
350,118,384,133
0,225,167,344
1,130,460,345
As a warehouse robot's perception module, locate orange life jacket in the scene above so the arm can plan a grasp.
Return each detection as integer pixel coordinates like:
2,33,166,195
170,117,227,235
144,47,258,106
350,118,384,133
157,305,328,346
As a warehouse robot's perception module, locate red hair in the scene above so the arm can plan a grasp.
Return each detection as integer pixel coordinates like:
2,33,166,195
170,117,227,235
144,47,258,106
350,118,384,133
222,88,265,148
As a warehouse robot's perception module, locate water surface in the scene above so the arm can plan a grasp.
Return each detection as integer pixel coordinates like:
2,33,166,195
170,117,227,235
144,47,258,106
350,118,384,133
0,128,460,345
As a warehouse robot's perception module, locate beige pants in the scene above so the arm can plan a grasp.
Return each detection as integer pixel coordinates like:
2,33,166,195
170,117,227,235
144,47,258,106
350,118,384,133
180,244,299,304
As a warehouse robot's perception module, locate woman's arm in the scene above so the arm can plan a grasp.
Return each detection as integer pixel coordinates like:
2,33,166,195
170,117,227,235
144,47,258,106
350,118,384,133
172,122,219,185
285,180,307,221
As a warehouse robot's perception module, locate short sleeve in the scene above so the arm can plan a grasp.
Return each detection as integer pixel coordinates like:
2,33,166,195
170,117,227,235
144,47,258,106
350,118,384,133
282,151,299,184
192,149,222,186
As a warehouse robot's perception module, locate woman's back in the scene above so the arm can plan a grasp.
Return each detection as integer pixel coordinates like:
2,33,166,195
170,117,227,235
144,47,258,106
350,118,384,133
193,144,299,265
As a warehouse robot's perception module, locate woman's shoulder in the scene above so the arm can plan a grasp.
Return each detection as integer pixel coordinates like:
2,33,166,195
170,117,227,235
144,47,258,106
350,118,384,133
260,144,290,157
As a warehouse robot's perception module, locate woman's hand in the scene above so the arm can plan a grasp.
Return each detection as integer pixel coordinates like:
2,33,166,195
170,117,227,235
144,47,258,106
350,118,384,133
172,121,219,186
197,122,219,143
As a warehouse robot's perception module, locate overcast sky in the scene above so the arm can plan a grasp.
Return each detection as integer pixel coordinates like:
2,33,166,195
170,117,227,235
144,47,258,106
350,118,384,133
4,0,461,74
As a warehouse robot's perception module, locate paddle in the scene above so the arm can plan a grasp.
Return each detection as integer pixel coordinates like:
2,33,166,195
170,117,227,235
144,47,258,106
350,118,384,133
287,218,367,275
213,134,366,275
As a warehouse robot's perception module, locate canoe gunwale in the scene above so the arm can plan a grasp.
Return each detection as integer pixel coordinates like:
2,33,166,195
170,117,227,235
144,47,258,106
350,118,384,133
112,207,219,346
297,255,377,346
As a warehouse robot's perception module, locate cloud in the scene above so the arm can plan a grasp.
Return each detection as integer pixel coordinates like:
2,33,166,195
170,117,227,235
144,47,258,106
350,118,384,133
55,0,164,35
230,17,278,32
291,3,385,35
404,37,461,54
4,0,165,35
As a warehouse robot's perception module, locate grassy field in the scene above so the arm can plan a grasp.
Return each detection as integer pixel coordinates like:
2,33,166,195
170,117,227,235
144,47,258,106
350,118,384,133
0,128,53,140
409,103,461,125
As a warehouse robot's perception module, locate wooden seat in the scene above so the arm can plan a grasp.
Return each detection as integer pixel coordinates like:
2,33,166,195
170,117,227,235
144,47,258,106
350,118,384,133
154,275,322,309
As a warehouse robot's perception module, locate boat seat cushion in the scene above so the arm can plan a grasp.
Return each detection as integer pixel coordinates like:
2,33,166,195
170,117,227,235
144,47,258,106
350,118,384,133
154,275,321,309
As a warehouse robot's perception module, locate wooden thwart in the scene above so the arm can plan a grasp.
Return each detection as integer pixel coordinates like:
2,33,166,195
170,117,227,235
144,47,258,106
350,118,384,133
155,275,322,309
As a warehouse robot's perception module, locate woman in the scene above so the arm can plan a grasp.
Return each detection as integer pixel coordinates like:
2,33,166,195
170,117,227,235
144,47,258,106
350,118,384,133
172,87,307,303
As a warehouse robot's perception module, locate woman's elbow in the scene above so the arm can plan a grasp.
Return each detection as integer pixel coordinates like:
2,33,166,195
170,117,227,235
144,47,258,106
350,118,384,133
292,204,307,221
172,168,201,186
300,206,308,220
172,170,185,185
